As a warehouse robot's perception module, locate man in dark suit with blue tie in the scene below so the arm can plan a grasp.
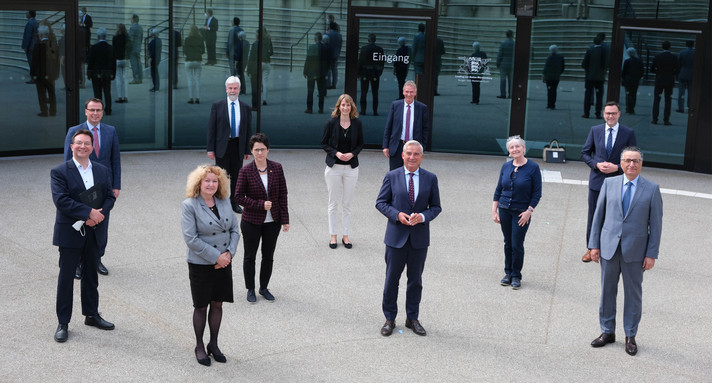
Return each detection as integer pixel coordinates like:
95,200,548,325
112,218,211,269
207,76,252,213
383,80,430,170
52,129,116,342
376,141,441,337
589,147,663,356
64,98,121,277
580,101,636,262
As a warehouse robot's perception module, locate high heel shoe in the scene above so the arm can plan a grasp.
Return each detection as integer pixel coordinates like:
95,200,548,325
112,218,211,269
207,343,226,363
195,347,211,366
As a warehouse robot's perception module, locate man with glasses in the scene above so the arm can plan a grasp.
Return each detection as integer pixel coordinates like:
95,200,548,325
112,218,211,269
52,129,116,342
64,98,121,277
588,147,663,356
580,101,636,263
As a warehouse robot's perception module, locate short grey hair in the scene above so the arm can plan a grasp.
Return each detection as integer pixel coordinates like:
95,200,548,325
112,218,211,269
506,135,526,150
403,140,423,154
621,146,643,161
397,37,406,46
225,76,241,87
549,44,558,54
627,47,638,58
403,80,417,91
38,25,50,36
238,31,246,39
472,41,480,50
97,28,107,40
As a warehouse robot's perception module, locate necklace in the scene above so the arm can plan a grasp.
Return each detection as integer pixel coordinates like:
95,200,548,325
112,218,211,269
258,166,268,173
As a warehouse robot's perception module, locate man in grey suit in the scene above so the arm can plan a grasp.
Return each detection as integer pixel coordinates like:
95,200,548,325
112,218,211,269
588,146,663,356
376,141,441,337
64,98,121,277
207,76,252,213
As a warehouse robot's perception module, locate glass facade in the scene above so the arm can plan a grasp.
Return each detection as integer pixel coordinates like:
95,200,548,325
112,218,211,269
1,0,710,172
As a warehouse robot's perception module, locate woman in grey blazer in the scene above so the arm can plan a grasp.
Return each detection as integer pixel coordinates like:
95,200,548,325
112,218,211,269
181,165,240,366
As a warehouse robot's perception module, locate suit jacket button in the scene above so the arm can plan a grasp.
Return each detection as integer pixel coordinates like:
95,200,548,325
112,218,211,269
213,245,217,248
209,222,212,225
223,230,226,233
212,233,216,235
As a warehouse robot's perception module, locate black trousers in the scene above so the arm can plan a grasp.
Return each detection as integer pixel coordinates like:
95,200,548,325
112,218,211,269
91,76,112,113
471,81,481,103
360,76,380,114
624,82,640,112
546,80,559,108
56,230,100,324
215,138,244,203
583,80,604,117
388,140,405,171
35,79,56,115
653,83,673,122
306,76,326,111
241,220,281,290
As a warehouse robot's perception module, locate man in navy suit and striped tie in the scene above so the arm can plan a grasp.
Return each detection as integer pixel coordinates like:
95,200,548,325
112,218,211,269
383,80,430,170
376,140,441,337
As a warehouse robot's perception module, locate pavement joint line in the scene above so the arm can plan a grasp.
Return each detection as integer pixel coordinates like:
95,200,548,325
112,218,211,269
541,170,708,199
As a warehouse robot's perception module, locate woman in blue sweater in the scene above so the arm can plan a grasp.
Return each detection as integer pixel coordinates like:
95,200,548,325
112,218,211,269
492,136,542,289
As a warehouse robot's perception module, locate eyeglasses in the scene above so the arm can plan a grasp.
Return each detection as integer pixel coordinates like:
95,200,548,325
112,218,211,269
604,112,619,116
86,108,103,113
621,158,641,164
72,141,93,146
252,148,268,153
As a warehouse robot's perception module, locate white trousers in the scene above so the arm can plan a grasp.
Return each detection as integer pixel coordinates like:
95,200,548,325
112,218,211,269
261,62,271,102
324,164,358,235
185,61,202,99
116,60,128,99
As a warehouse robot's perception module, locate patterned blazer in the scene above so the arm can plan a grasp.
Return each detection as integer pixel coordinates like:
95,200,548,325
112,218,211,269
235,159,289,226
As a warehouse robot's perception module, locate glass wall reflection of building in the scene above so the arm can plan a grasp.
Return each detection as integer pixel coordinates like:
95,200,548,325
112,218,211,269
1,0,710,172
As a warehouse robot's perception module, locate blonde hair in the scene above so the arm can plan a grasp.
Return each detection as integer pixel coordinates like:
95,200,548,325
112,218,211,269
185,165,230,199
331,94,358,119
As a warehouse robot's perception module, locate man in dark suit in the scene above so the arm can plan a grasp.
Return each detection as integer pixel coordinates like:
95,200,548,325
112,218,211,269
227,17,243,77
207,76,252,213
303,32,328,114
589,147,663,356
31,25,59,117
203,9,219,65
677,40,695,113
148,29,162,92
581,34,608,119
86,28,116,115
51,129,116,343
393,37,410,99
412,23,425,83
376,140,441,337
383,80,430,170
358,33,384,115
22,10,38,76
580,101,637,262
622,48,644,114
651,41,679,125
542,44,564,109
64,98,122,277
496,30,514,99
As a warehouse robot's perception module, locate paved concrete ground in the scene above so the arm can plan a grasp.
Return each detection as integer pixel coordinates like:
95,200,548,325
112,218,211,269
1,149,711,382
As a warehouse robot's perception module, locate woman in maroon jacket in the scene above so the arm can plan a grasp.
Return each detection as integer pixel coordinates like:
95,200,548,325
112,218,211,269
235,133,289,303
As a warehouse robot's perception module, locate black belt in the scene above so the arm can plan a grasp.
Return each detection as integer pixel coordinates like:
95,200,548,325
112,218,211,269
229,137,240,142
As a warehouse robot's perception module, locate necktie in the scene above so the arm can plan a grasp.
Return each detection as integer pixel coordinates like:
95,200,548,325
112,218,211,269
606,127,613,157
408,173,415,206
230,102,237,138
622,181,632,216
404,104,411,142
92,127,100,157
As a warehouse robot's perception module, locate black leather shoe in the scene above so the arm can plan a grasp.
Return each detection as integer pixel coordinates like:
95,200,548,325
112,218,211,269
329,242,337,249
84,314,115,330
625,336,638,356
591,333,615,347
380,320,395,336
259,288,275,301
195,347,211,366
511,277,521,290
342,238,352,249
405,318,426,336
500,275,511,286
97,261,108,275
247,289,256,303
54,324,68,342
75,264,82,280
207,343,226,363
